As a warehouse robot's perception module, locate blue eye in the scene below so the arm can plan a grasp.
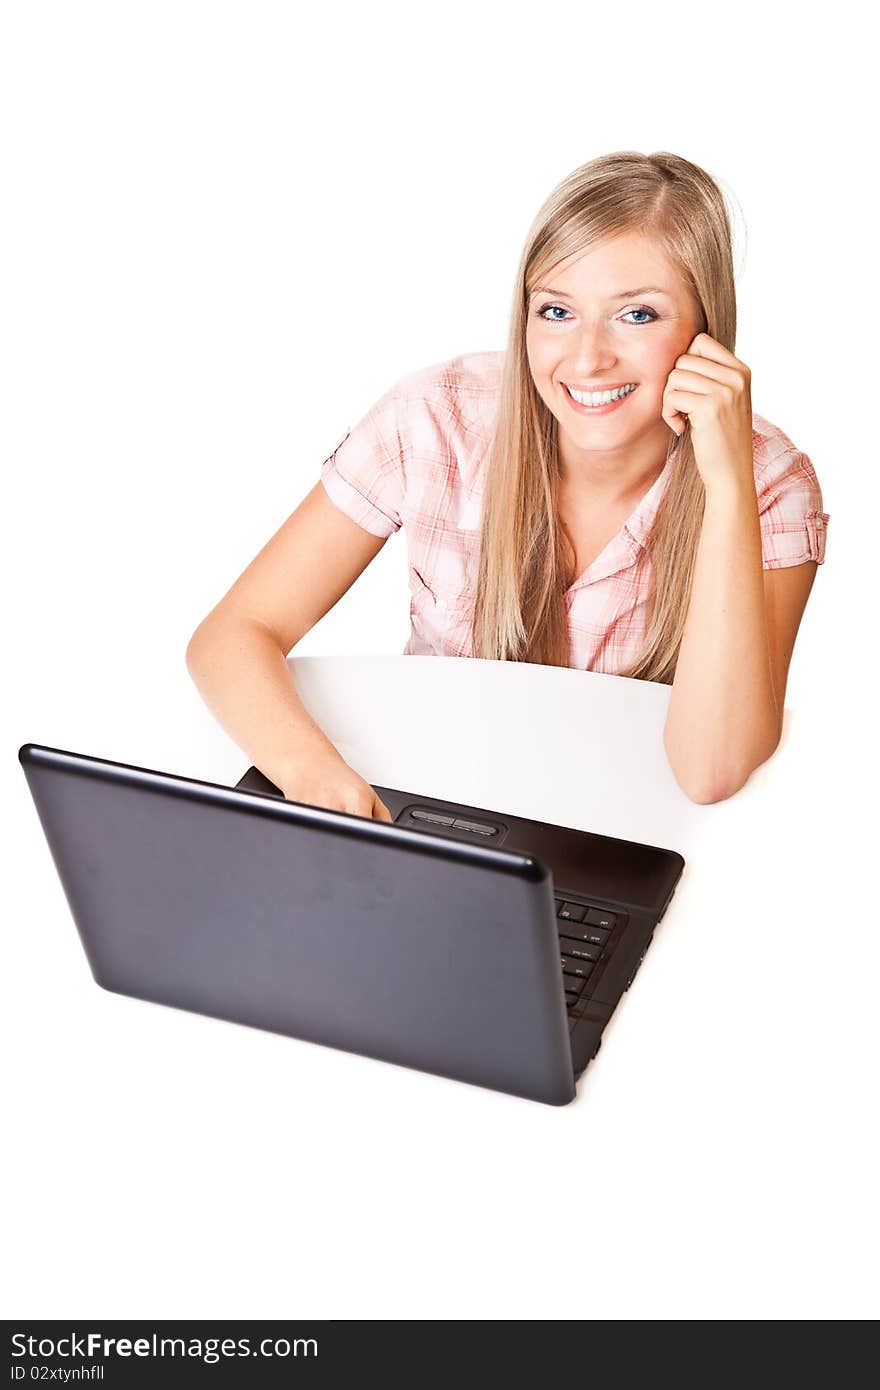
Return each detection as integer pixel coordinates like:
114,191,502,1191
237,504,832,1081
535,304,659,325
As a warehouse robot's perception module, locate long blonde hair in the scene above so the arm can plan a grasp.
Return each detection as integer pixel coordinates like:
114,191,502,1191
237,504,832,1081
471,150,738,683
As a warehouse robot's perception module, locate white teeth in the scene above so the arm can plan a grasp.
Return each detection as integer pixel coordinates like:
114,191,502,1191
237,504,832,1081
567,383,636,406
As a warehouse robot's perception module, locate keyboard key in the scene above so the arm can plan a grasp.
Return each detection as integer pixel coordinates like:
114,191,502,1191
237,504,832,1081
559,936,601,962
563,973,585,995
556,901,587,923
557,921,610,947
585,907,617,930
561,955,594,979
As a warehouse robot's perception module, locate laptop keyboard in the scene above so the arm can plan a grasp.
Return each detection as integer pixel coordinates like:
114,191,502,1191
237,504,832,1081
554,897,619,1010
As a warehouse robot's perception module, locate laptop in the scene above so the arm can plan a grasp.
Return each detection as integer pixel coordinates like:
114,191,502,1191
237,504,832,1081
19,742,684,1106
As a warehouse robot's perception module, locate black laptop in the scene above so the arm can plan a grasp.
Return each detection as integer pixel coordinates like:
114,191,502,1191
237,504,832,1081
19,742,684,1106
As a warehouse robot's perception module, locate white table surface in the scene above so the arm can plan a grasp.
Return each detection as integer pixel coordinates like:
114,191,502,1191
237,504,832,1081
10,654,877,1320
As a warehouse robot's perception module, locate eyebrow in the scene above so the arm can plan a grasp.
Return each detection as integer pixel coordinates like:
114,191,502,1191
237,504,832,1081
530,285,671,300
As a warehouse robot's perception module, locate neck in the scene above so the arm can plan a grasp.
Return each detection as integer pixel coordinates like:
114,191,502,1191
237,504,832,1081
557,423,673,509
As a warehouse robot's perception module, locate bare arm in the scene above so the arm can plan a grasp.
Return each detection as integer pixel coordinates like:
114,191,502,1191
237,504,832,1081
186,615,345,792
186,481,393,818
663,478,816,803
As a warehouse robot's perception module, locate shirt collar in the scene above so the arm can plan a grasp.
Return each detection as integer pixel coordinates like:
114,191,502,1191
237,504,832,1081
563,462,673,594
622,462,673,550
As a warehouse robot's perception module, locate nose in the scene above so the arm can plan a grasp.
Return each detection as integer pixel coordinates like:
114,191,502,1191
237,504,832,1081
567,322,618,377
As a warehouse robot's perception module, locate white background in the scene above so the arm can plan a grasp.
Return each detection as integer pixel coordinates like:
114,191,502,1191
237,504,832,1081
3,0,877,1319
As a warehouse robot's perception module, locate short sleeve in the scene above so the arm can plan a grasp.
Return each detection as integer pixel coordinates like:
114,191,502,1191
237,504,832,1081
319,384,407,538
756,445,829,570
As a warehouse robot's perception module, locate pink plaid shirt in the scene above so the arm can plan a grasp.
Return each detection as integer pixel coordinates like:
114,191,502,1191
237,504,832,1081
319,350,829,672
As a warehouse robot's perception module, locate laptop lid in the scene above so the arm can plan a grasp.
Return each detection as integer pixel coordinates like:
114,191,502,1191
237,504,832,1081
19,743,577,1106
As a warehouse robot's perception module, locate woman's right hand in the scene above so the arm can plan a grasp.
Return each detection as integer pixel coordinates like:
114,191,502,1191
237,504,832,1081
280,750,394,822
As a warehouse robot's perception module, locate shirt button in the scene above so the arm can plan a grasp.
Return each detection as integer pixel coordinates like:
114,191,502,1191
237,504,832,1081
816,517,824,529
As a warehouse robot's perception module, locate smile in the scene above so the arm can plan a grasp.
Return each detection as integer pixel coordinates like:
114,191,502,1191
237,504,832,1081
563,382,638,415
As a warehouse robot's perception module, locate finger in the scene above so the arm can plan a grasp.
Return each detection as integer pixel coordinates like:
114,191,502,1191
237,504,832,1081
677,353,744,389
687,332,739,366
665,386,716,409
663,383,723,437
663,409,687,437
662,385,694,437
667,367,717,393
663,384,716,436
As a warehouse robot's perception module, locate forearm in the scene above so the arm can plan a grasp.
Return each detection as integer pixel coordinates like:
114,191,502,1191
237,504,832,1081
664,478,780,803
185,614,345,790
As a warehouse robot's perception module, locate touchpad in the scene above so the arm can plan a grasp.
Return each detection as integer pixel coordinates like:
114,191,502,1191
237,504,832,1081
395,802,509,846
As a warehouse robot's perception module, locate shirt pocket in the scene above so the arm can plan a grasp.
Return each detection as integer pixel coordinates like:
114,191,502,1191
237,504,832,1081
407,565,475,655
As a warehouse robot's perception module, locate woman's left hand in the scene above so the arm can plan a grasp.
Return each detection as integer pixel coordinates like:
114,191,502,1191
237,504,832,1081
662,332,754,492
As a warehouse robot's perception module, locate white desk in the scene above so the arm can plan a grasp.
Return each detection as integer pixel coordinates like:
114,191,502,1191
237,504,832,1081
292,652,709,851
10,655,876,1320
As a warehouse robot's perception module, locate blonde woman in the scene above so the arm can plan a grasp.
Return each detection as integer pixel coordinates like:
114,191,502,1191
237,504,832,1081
186,151,829,818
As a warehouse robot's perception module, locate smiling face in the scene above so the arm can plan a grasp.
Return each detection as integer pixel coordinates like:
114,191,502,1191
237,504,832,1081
525,230,703,491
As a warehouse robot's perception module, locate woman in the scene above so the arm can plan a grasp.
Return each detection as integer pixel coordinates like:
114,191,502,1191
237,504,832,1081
186,150,828,817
